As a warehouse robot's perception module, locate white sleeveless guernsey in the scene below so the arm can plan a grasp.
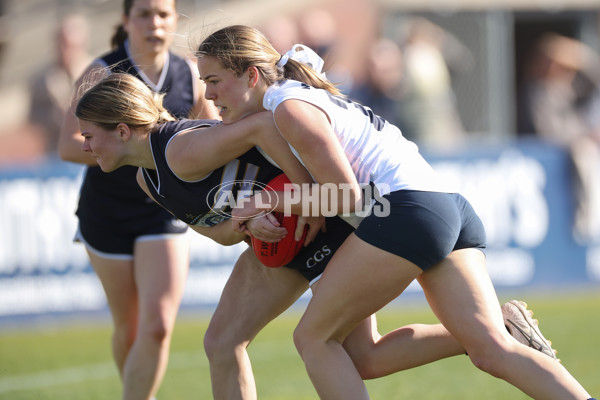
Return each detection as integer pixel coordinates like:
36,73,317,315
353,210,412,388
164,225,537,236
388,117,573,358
263,80,455,196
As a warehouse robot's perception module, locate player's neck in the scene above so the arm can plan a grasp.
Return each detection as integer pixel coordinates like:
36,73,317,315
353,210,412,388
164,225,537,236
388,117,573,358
125,134,155,170
129,50,168,85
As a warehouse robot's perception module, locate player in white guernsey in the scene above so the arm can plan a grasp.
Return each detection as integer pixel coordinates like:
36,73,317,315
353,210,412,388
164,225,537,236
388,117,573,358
264,79,452,197
197,25,594,400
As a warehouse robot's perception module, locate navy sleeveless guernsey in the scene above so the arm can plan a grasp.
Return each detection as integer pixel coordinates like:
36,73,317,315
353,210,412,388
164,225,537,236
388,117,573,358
76,44,195,254
141,118,356,285
141,119,283,227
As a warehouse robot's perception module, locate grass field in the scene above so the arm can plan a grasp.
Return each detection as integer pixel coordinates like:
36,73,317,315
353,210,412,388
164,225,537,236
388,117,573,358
1,290,599,399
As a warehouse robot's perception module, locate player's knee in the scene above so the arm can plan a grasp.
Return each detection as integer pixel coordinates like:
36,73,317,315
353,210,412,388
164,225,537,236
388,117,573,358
352,354,380,380
293,320,327,361
204,325,246,363
342,340,379,379
203,326,225,360
292,322,311,359
140,314,173,344
469,353,505,378
112,318,137,349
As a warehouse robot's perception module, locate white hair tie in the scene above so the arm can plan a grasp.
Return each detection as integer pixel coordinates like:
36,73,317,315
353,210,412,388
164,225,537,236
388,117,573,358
277,44,326,76
276,53,290,69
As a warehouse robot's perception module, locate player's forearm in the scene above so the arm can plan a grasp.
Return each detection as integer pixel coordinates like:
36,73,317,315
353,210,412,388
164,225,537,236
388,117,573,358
191,221,246,246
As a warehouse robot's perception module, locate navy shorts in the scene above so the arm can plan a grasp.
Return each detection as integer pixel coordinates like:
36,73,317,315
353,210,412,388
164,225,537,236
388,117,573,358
284,216,355,284
77,216,188,258
354,190,486,271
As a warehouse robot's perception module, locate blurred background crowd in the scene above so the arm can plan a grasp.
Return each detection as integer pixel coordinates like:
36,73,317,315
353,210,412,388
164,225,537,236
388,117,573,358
1,0,600,240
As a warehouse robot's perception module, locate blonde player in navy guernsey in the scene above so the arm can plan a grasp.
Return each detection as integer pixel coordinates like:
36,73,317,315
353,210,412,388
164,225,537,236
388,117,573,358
197,25,594,400
57,1,219,399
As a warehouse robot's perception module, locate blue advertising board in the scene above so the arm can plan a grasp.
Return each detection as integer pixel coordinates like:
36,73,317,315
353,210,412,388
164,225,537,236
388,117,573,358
1,139,599,320
0,161,247,319
427,139,598,288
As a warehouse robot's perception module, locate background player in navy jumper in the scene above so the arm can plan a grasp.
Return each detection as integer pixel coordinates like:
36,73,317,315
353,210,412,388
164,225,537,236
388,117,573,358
58,1,218,399
196,24,595,400
75,72,567,400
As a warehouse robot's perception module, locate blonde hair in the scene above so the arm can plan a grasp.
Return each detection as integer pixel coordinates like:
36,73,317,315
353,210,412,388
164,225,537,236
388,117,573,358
196,24,341,96
75,73,175,132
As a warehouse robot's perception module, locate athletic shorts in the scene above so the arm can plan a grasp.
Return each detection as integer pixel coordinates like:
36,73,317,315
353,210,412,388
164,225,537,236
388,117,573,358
354,190,486,271
284,216,355,284
76,216,188,259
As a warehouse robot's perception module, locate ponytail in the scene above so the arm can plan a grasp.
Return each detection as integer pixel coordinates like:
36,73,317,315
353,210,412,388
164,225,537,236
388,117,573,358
110,0,136,49
111,24,128,49
280,58,341,96
155,93,176,124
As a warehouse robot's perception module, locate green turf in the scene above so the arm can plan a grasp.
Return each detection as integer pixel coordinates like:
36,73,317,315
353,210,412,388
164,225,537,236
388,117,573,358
1,291,599,399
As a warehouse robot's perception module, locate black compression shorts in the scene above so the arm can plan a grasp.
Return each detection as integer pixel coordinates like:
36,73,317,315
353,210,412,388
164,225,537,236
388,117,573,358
284,216,355,284
354,190,486,271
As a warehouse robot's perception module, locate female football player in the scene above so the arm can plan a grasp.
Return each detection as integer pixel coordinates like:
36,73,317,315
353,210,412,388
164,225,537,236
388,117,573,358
196,24,594,399
57,1,218,398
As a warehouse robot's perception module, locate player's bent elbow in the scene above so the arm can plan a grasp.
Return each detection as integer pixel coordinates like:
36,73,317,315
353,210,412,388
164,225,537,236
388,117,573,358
57,142,74,162
58,150,77,163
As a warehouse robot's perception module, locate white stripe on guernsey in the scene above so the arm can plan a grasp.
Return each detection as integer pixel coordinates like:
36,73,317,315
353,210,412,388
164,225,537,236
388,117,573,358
0,351,208,394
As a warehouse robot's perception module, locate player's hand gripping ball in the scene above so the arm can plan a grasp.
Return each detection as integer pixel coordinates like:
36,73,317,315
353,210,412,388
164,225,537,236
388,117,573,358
251,174,307,267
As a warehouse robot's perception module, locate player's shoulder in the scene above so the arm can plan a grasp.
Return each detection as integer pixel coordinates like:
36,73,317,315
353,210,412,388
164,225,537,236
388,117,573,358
156,119,218,139
267,82,317,118
160,119,221,177
98,45,128,68
265,80,308,106
270,79,310,95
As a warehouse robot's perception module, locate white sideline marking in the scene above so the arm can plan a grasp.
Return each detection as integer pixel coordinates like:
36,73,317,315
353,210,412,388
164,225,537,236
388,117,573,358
0,363,117,393
0,351,208,394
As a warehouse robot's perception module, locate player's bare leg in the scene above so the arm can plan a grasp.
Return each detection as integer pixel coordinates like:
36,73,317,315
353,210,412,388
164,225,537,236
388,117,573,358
294,236,591,399
204,248,308,400
294,236,421,399
342,315,464,379
308,279,464,379
86,250,138,379
123,237,188,400
419,248,590,399
339,299,558,379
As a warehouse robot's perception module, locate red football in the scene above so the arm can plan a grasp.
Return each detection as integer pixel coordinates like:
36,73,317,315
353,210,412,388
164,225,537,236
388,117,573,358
251,174,307,268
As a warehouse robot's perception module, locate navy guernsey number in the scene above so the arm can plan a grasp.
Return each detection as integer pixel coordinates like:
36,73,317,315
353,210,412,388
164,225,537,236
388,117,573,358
299,82,386,131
